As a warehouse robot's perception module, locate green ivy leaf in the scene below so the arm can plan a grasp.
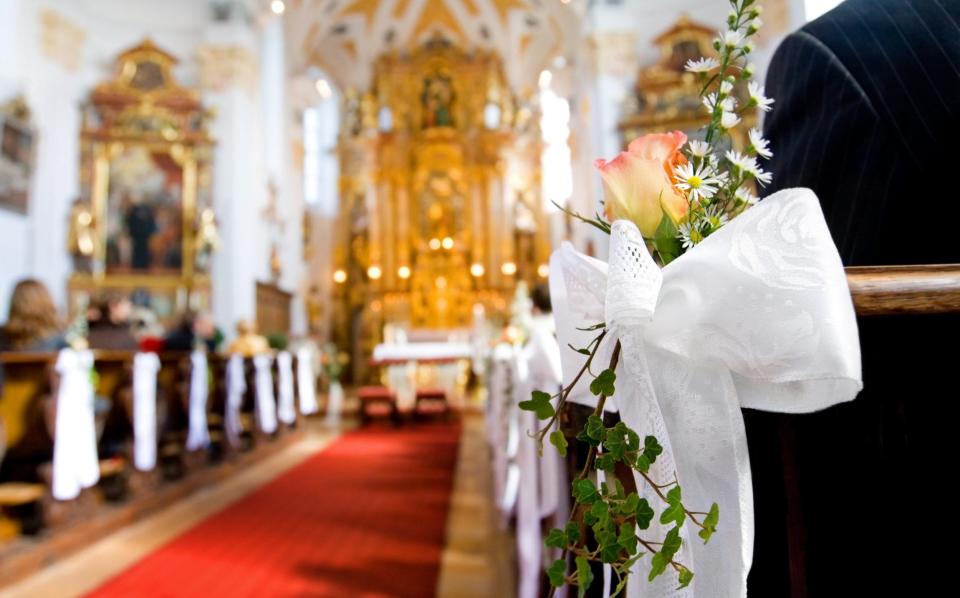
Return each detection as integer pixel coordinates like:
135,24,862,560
585,415,605,441
599,529,621,563
572,479,600,505
549,430,568,457
595,453,616,472
614,479,626,499
648,552,669,582
660,501,686,527
576,556,594,597
605,422,640,461
589,368,617,398
568,344,593,356
635,498,655,530
661,526,682,560
667,486,682,504
699,502,720,544
618,521,638,554
643,435,663,463
548,559,567,588
545,527,568,550
620,493,640,516
518,390,555,420
565,521,580,544
635,453,651,473
678,567,695,589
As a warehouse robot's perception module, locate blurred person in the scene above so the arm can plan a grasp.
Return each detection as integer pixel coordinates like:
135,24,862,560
0,279,66,351
752,1,960,596
87,294,138,350
164,311,218,352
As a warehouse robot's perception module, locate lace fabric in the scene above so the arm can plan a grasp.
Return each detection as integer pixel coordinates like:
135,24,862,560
550,188,862,598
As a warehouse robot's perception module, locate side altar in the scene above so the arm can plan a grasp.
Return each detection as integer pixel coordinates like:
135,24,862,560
67,39,217,322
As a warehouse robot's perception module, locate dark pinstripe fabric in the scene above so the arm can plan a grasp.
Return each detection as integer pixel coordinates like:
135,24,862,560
763,0,960,265
747,2,960,597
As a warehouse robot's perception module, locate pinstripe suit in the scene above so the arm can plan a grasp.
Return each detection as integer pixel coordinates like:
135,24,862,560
746,1,960,596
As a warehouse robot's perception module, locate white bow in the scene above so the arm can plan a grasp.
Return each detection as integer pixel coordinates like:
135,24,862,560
52,349,100,501
253,354,278,434
276,351,297,425
186,351,210,451
549,188,862,598
132,352,160,471
225,354,246,447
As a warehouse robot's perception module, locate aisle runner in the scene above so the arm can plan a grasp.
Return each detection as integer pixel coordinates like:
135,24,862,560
87,422,462,598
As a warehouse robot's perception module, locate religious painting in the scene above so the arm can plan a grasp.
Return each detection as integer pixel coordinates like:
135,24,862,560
421,72,454,128
0,98,34,214
104,146,184,274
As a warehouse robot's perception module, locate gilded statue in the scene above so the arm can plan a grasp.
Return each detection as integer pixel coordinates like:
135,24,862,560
421,73,454,128
67,197,95,272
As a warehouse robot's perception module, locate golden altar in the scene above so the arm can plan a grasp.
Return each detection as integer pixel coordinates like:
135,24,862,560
330,37,550,371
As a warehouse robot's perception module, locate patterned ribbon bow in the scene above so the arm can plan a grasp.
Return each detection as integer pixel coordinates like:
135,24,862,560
549,188,863,598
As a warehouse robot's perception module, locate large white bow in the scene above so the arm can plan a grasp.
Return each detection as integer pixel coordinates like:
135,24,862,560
549,188,862,598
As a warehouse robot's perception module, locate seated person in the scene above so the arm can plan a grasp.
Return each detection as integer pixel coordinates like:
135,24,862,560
0,279,67,352
164,311,219,352
226,320,269,357
87,294,138,350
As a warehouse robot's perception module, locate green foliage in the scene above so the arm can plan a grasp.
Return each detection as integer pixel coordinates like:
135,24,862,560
660,486,686,527
548,559,568,588
519,390,555,420
653,215,682,265
635,498,655,530
549,430,568,457
699,502,720,543
575,556,594,598
572,479,600,505
589,368,617,397
605,422,640,461
678,566,695,589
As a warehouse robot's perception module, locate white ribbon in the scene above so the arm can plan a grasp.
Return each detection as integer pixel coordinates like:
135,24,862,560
225,354,246,447
52,349,100,501
326,381,344,427
132,352,160,471
186,350,210,451
253,354,278,434
550,189,862,598
276,351,297,425
296,347,320,415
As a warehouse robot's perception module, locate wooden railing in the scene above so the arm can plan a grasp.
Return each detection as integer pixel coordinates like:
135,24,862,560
846,264,960,315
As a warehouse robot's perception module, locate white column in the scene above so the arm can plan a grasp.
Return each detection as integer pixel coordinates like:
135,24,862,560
200,23,268,338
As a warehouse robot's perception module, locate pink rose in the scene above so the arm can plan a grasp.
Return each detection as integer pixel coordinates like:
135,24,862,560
595,131,689,237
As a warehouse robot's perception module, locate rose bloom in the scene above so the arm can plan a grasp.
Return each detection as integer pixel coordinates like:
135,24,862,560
595,131,689,237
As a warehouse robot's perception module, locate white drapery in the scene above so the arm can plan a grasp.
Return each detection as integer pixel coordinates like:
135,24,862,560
296,347,320,416
550,189,862,598
52,349,100,501
276,351,297,425
225,354,246,447
185,350,210,451
132,352,160,471
252,354,278,434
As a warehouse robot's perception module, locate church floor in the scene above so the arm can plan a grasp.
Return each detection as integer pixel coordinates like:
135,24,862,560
0,411,512,598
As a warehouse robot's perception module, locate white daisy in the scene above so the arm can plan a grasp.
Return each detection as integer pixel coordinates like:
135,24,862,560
719,29,744,50
748,127,773,159
687,140,711,158
677,221,705,250
720,79,734,94
735,186,759,206
725,150,755,172
674,162,722,203
742,40,755,54
702,92,719,112
743,62,757,78
685,57,720,74
753,166,773,186
748,81,774,112
703,205,729,230
750,17,763,32
720,110,741,129
720,96,736,112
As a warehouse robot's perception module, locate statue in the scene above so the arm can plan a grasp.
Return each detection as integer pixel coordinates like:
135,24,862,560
67,198,95,272
194,207,219,273
421,73,454,128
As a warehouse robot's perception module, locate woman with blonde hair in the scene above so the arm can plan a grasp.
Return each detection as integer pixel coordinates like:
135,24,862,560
0,279,66,351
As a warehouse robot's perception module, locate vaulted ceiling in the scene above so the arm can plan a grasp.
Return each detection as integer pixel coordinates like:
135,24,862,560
285,0,583,93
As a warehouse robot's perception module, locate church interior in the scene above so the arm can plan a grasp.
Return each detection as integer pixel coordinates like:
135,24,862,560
1,0,957,596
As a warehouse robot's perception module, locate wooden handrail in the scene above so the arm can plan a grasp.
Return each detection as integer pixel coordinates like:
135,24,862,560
846,264,960,316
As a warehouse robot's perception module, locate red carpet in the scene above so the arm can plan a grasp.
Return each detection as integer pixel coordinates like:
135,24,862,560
87,422,462,598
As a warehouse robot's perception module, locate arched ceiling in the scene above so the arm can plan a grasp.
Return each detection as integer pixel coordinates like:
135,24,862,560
285,0,583,93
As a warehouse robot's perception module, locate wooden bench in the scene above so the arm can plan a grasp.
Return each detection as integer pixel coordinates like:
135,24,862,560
414,387,450,420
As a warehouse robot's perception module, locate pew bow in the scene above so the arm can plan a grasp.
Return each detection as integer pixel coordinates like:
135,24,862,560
225,354,246,447
52,349,99,501
186,351,210,451
549,188,863,598
253,354,279,434
276,351,297,425
132,352,160,471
